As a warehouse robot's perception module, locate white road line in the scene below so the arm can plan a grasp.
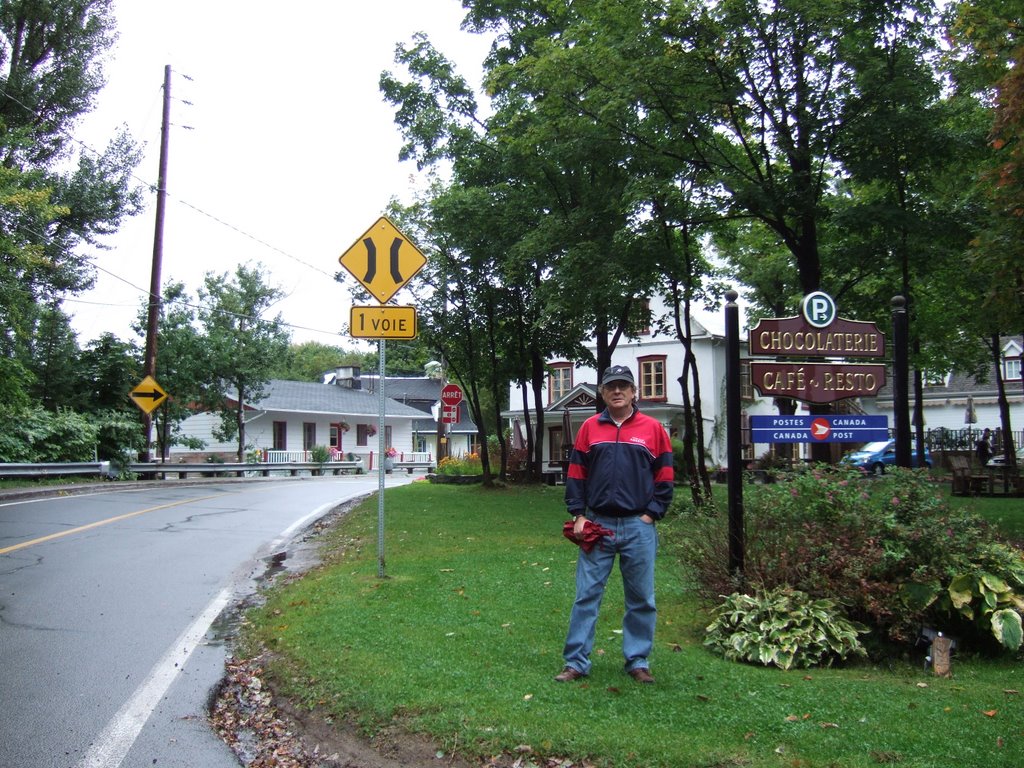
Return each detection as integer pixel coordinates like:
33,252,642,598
73,496,359,768
75,587,232,768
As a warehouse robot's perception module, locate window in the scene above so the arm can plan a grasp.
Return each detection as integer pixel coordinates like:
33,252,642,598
740,360,754,401
549,363,572,404
1004,356,1022,381
629,299,652,336
330,425,340,449
303,422,316,450
272,421,287,451
638,356,666,401
923,369,950,386
549,426,565,464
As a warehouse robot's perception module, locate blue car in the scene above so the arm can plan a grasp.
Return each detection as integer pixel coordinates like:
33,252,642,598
840,439,932,475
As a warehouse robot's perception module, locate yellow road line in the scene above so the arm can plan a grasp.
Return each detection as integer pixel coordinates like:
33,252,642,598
0,493,227,556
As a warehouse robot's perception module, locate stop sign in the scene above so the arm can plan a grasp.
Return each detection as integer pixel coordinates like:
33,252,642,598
440,383,463,406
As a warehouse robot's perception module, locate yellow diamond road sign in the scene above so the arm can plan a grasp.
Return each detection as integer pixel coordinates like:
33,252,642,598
338,216,427,304
130,375,168,414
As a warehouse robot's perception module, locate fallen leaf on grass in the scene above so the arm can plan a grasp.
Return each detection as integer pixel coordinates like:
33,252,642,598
983,709,998,717
1004,689,1019,696
523,694,533,701
916,682,929,688
696,694,710,702
819,722,840,729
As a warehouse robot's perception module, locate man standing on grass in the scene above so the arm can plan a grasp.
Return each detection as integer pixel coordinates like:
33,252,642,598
556,365,674,684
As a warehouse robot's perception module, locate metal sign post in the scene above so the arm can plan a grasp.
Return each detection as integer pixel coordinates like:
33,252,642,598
338,215,427,581
378,339,386,578
724,289,744,578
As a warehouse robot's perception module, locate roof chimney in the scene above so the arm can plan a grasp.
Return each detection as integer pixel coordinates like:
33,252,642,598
335,365,361,389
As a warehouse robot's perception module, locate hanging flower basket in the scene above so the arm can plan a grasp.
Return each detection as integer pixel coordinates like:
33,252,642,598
366,425,377,437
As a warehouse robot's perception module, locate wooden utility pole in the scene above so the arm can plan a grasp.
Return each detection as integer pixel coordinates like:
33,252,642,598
142,65,171,461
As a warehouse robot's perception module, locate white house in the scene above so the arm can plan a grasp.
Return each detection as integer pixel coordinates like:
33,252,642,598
506,299,1023,470
170,366,479,467
504,303,778,470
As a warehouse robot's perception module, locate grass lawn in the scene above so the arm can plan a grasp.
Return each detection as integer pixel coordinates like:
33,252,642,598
243,481,1023,768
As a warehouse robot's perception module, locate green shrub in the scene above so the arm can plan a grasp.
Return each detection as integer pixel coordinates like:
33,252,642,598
309,445,332,464
436,453,482,476
0,406,100,461
675,465,1024,653
704,586,869,669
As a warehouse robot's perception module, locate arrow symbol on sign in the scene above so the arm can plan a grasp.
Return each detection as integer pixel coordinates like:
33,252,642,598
812,422,830,437
132,390,165,400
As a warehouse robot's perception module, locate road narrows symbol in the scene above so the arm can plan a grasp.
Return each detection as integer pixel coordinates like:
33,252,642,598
362,238,376,282
390,237,404,283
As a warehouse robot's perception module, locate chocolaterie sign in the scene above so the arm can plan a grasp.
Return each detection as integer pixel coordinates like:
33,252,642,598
748,292,886,404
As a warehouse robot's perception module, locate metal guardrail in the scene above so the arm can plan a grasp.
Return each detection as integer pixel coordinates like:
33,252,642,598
128,461,365,479
0,462,115,479
0,460,366,481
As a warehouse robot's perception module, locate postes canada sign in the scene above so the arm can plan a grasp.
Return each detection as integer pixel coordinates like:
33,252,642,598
748,292,887,404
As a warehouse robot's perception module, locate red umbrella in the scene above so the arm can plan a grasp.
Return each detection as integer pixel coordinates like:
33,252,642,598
562,519,614,553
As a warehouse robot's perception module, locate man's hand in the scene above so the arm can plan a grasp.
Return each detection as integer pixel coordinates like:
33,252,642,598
640,514,654,524
573,516,587,537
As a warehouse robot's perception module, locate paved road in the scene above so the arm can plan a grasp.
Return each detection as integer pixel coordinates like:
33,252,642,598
0,474,414,768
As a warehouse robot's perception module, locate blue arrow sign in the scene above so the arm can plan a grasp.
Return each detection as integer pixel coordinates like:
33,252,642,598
751,414,889,443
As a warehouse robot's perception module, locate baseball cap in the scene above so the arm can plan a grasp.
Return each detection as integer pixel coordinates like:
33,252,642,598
601,365,635,386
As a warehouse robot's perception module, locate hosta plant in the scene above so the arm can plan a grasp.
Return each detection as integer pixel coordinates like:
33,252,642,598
901,569,1024,651
705,586,869,670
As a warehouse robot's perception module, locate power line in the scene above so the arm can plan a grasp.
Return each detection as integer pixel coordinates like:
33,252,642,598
0,76,339,283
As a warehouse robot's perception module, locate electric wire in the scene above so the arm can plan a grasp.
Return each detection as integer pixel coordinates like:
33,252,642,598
0,74,352,339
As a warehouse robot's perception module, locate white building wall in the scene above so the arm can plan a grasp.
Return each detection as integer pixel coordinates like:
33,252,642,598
172,410,418,463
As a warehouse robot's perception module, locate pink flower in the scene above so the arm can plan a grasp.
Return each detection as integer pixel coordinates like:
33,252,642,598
891,496,900,506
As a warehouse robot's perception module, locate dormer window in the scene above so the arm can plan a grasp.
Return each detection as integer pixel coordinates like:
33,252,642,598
549,363,573,404
1003,341,1022,381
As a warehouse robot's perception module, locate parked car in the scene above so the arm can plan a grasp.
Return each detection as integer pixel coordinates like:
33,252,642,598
986,446,1024,468
840,439,932,475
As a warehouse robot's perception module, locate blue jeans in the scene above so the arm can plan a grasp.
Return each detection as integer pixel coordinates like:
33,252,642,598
562,514,658,674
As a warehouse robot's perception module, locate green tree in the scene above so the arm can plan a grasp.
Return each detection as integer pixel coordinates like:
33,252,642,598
78,332,141,412
197,263,290,461
132,282,212,458
0,0,144,407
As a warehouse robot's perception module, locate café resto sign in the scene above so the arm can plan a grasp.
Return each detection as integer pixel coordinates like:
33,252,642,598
750,361,887,404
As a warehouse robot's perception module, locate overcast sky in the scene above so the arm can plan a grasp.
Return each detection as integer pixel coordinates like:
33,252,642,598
68,0,494,348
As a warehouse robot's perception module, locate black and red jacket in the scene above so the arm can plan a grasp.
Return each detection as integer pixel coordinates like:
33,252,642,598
565,406,675,520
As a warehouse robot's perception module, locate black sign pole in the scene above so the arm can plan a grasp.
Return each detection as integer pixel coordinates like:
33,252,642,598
725,290,745,578
892,295,912,468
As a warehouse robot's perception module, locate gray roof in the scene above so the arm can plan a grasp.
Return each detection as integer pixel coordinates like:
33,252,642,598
239,380,426,419
361,376,442,404
875,335,1023,401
